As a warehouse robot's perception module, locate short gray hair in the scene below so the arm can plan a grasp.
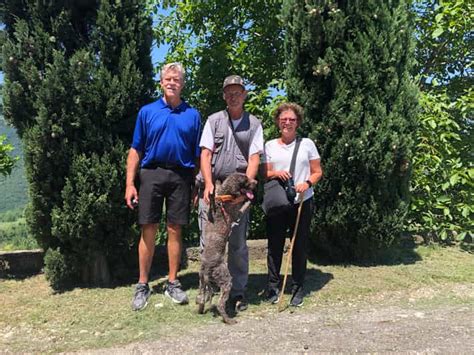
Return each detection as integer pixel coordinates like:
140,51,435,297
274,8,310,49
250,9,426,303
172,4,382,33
160,62,185,82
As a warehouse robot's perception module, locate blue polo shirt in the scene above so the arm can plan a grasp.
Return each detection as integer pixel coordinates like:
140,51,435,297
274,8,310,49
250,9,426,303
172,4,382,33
131,98,201,168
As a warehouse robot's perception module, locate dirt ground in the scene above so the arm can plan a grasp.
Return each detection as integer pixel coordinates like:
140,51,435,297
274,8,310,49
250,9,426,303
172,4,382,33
93,289,473,354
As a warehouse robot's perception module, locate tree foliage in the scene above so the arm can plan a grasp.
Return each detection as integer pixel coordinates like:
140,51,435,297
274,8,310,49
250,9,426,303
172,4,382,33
410,0,473,242
0,134,16,177
283,0,419,261
414,0,473,94
1,0,155,288
409,90,473,242
151,0,284,118
0,118,28,213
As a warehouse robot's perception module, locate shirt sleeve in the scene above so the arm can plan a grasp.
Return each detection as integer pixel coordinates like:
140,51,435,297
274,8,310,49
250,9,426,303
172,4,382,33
249,124,264,157
306,138,321,160
194,112,202,158
131,109,145,153
199,119,214,151
262,141,272,164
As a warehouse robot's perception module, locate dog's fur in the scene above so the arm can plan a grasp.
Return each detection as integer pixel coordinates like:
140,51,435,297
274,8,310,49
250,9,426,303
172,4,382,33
196,173,256,324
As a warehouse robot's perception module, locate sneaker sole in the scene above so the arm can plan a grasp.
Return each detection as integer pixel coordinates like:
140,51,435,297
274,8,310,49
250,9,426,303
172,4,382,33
165,290,189,305
236,304,248,312
290,300,304,307
132,300,149,311
266,297,279,304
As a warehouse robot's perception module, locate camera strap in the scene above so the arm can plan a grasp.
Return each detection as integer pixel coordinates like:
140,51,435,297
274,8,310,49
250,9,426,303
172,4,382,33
289,137,302,178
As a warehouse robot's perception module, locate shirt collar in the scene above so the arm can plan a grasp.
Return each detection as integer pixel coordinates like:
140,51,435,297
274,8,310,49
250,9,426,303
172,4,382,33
158,97,189,112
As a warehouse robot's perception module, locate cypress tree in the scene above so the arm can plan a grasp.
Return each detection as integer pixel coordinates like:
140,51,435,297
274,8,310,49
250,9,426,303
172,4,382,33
283,0,418,261
1,1,154,288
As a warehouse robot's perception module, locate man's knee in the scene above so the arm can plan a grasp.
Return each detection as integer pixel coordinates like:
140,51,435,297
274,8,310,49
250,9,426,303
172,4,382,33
141,224,158,242
167,223,182,239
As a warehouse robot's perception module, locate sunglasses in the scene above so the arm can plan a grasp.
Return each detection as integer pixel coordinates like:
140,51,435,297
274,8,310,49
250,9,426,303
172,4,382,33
279,118,297,123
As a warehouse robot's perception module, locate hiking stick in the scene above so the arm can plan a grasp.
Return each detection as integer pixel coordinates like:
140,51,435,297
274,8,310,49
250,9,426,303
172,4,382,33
278,195,305,312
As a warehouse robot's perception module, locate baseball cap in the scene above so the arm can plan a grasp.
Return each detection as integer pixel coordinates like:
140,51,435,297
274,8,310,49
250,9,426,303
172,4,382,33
223,75,245,90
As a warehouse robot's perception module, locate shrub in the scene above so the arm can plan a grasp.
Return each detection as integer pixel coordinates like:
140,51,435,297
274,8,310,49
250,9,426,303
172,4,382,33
409,90,473,243
44,248,76,291
283,0,418,261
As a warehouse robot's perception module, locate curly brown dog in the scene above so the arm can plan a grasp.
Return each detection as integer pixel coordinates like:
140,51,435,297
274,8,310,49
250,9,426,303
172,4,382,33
196,173,256,324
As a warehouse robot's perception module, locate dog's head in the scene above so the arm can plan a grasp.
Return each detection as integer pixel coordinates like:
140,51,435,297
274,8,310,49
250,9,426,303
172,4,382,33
216,173,257,202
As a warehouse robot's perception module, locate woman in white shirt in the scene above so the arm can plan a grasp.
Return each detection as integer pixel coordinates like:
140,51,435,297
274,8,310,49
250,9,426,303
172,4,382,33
262,102,322,307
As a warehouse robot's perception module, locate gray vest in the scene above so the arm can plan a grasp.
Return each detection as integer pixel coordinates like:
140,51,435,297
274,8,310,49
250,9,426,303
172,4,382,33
206,110,261,182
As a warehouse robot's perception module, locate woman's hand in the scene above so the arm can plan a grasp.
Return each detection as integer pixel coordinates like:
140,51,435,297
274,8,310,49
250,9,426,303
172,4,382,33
272,170,292,182
263,163,291,182
295,182,310,193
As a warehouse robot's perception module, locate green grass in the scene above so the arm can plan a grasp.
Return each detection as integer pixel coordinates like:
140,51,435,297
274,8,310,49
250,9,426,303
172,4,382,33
0,245,473,352
0,208,39,251
0,218,38,251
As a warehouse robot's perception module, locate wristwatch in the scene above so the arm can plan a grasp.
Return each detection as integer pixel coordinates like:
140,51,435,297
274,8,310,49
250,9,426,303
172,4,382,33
305,180,312,188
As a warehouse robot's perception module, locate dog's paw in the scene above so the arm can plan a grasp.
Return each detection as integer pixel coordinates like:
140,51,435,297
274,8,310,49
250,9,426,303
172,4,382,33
223,317,237,325
195,294,203,304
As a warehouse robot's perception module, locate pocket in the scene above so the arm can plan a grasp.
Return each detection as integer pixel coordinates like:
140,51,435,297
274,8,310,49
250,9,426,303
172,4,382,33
235,154,247,173
198,198,209,220
139,168,150,183
214,150,237,180
213,133,225,153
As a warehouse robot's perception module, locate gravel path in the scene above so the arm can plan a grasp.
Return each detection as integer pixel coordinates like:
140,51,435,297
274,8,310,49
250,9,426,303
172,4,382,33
93,302,473,354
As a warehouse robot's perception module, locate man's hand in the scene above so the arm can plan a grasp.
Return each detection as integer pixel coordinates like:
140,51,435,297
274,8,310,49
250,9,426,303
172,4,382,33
125,185,139,209
125,148,141,209
203,183,214,205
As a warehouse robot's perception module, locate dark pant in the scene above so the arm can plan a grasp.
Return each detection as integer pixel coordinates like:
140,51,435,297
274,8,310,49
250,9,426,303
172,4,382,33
266,198,313,291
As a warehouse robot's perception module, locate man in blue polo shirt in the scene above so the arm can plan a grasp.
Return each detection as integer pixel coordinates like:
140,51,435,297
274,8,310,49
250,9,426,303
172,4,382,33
125,62,201,311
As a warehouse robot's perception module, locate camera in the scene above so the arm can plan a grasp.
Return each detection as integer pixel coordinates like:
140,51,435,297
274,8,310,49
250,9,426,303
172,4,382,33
283,177,296,202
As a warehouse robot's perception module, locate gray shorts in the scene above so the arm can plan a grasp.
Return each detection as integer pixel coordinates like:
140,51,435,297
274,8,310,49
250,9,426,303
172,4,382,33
138,166,193,225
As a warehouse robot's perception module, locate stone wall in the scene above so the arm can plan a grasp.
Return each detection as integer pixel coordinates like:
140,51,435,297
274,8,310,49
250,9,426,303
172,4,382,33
0,249,44,278
0,240,270,279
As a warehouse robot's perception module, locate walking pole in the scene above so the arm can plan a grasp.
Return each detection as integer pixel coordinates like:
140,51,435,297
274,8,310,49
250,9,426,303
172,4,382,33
278,194,305,312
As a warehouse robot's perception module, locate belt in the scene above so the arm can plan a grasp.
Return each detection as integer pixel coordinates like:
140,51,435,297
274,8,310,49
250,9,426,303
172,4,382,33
143,162,192,171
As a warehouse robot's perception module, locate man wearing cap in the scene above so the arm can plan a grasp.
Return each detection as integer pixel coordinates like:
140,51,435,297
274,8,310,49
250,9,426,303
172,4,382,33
125,62,201,311
198,75,264,312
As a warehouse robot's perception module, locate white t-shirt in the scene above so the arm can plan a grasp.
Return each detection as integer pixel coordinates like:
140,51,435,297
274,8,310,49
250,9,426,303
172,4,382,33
263,138,320,203
199,117,264,157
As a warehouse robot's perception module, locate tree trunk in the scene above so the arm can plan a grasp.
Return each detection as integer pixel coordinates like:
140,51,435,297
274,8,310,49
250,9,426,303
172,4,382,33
81,251,111,286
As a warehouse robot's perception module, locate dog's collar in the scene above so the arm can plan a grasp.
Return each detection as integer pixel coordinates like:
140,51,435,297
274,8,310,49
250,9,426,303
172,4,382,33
214,194,235,202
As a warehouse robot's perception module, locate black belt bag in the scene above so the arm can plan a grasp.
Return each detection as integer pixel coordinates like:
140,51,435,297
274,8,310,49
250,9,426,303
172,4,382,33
261,137,301,216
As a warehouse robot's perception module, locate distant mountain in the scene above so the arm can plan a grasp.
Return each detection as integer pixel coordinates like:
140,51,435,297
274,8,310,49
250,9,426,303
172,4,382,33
0,116,28,213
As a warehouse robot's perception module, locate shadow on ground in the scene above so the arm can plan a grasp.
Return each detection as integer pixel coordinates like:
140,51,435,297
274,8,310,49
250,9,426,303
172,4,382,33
307,236,423,267
150,265,333,310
